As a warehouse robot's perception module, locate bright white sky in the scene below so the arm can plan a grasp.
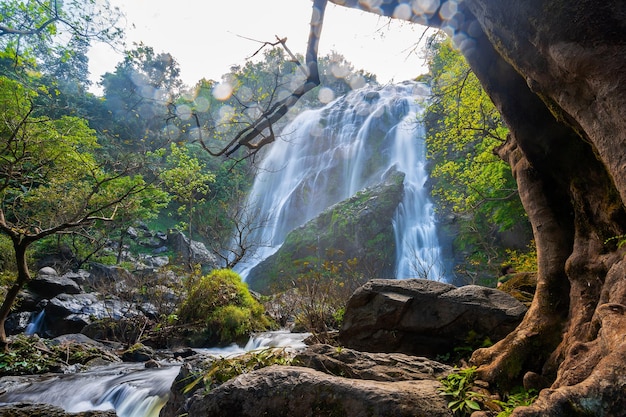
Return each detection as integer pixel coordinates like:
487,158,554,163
87,0,434,92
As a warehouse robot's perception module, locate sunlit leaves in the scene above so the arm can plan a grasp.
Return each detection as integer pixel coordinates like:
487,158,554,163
423,33,525,231
0,0,123,69
0,75,160,235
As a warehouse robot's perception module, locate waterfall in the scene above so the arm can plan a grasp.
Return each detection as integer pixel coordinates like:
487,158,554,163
24,310,46,336
390,103,445,280
235,82,447,281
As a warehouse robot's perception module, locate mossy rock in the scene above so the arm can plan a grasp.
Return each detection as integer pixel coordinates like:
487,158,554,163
247,169,405,293
500,272,537,306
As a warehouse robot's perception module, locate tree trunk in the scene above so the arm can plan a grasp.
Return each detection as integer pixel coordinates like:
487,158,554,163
327,0,626,414
462,1,626,415
0,242,32,351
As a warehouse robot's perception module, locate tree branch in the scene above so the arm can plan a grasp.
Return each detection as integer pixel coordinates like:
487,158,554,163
197,0,327,159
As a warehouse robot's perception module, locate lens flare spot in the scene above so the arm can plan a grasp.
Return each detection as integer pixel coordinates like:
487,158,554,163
213,83,233,101
439,0,458,20
349,75,366,90
194,96,210,112
218,105,235,124
176,104,193,120
245,105,262,120
318,87,335,104
393,3,413,20
331,63,350,79
237,85,253,102
163,125,180,140
413,0,440,15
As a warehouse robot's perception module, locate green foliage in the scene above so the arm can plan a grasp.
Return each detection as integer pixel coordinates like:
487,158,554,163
158,143,215,245
0,334,119,376
177,269,272,345
422,32,533,281
0,0,123,72
0,335,53,375
505,240,538,273
604,234,626,249
494,388,538,417
183,347,293,394
444,330,493,365
438,366,484,416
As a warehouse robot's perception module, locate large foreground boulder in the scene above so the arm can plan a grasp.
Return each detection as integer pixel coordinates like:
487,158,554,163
339,279,527,357
161,344,453,417
184,365,451,417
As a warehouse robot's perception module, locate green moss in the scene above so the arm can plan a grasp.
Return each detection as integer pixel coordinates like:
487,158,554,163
177,269,273,345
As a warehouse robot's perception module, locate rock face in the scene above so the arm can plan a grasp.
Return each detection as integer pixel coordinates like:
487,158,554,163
246,169,405,293
7,267,148,339
162,344,453,417
186,366,450,417
295,343,452,382
339,279,527,357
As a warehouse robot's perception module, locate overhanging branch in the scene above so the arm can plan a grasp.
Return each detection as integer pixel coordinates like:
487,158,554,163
197,0,327,159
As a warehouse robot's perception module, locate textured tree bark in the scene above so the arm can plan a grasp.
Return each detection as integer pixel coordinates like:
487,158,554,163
326,0,626,415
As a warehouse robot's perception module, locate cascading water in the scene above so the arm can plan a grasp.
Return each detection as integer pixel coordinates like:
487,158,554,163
235,82,448,281
0,331,310,417
390,101,446,280
0,363,179,417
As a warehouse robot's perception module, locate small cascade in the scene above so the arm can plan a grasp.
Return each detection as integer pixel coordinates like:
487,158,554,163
0,331,310,417
193,330,311,357
0,363,180,417
234,82,447,281
24,310,46,335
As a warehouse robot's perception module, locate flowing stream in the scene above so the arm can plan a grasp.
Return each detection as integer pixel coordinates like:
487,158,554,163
0,331,310,417
235,82,447,280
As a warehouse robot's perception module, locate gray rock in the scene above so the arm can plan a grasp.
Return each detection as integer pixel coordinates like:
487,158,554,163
167,230,217,267
295,344,452,381
183,365,452,417
28,273,82,298
339,279,527,357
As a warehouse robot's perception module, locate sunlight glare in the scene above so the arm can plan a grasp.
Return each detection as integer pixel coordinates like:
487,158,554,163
176,104,192,120
194,96,210,112
213,83,233,101
318,87,335,104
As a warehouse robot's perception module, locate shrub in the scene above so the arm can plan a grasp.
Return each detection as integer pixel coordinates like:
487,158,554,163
177,269,272,346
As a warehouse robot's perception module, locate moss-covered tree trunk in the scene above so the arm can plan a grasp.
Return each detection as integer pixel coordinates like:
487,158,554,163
326,0,626,415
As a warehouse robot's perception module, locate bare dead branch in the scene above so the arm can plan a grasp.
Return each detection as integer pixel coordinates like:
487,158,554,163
195,0,327,160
